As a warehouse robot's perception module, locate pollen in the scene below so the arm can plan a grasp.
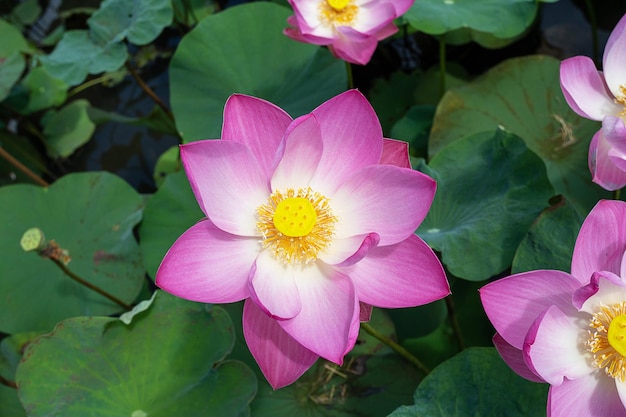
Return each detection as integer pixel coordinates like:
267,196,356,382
319,0,358,26
586,302,626,381
616,85,626,117
257,188,337,265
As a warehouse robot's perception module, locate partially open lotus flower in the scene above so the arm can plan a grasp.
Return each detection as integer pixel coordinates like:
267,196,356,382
155,90,449,389
284,0,414,65
481,200,626,417
560,13,626,190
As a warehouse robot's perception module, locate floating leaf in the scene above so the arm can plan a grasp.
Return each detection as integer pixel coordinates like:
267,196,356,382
88,0,173,46
42,99,96,158
172,0,217,25
0,334,36,417
0,18,30,57
417,128,554,281
17,291,257,417
40,30,127,86
0,52,25,102
429,55,608,214
404,0,551,48
13,66,68,114
153,146,181,187
388,348,548,417
512,197,583,274
139,171,202,279
169,2,346,141
0,172,144,333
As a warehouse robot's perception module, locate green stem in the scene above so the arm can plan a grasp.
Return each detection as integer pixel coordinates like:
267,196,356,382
583,0,599,66
49,258,131,310
125,62,174,120
439,37,447,97
345,61,354,89
68,73,119,97
614,188,622,201
445,295,465,351
0,374,17,389
360,322,430,375
0,146,49,187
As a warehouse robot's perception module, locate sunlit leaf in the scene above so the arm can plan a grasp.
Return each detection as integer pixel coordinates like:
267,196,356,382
429,55,608,214
417,128,554,281
0,172,144,333
169,2,346,141
16,291,257,417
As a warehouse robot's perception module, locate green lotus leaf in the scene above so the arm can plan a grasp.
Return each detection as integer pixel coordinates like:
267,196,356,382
40,30,127,86
12,66,68,114
0,333,38,417
404,0,555,47
388,348,548,417
0,18,30,57
88,0,173,46
169,2,346,142
42,99,95,158
0,172,144,333
417,128,554,281
512,197,584,274
429,55,608,214
0,52,25,102
16,291,257,417
139,170,202,279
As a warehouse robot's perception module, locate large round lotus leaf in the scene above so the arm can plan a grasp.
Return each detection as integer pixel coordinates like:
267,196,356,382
169,2,347,142
251,354,420,417
16,291,257,417
512,197,583,274
388,348,548,417
40,30,128,86
404,0,557,47
0,172,144,333
417,128,554,281
88,0,173,46
429,55,608,215
139,170,203,279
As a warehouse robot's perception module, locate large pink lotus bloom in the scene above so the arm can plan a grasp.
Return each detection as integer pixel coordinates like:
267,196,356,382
284,0,414,65
156,90,449,389
560,13,626,190
481,200,626,417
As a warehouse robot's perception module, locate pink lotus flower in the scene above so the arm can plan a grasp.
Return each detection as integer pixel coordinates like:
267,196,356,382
284,0,414,65
156,90,449,389
480,200,626,417
560,13,626,190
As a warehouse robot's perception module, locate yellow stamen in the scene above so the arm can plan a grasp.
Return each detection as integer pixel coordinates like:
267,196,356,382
586,302,626,381
257,188,337,265
319,0,358,26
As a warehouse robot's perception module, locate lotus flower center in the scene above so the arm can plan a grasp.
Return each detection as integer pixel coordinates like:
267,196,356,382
257,188,337,265
273,197,317,237
616,85,626,118
320,0,358,26
586,302,626,381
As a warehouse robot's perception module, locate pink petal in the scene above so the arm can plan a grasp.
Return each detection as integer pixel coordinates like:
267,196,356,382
381,138,411,168
249,251,302,320
479,270,581,349
328,28,379,66
221,94,292,178
604,117,626,170
352,2,396,35
308,90,383,194
523,305,592,385
345,234,449,308
283,27,333,46
588,128,626,191
575,270,626,314
278,265,359,363
318,233,380,266
548,373,625,417
571,199,626,280
331,165,436,245
243,300,319,389
390,0,415,16
603,13,626,98
180,140,269,236
559,56,619,120
359,302,373,322
156,219,257,303
492,333,544,383
271,114,323,191
373,21,398,41
615,379,626,413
